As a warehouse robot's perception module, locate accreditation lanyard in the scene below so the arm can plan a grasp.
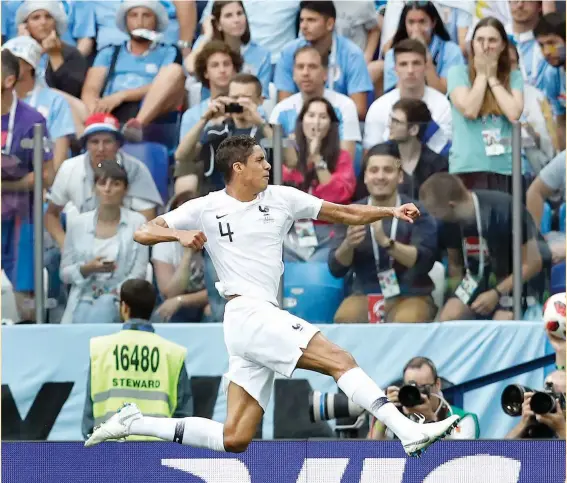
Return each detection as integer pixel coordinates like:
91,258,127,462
369,195,400,272
2,94,18,155
461,192,484,279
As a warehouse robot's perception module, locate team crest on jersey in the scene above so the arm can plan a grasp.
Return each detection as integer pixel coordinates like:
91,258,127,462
259,205,274,223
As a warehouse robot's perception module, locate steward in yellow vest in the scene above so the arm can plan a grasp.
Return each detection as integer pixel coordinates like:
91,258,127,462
82,280,193,440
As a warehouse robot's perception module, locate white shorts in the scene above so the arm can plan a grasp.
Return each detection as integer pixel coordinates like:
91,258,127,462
222,296,320,411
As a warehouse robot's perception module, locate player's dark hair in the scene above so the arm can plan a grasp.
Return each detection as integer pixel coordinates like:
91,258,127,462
93,160,129,188
293,45,329,69
230,72,262,98
403,356,439,382
534,12,566,42
194,40,244,89
216,135,258,182
211,1,251,45
392,98,432,140
299,1,336,20
392,1,450,46
393,38,427,62
120,280,157,320
1,49,20,82
419,172,469,204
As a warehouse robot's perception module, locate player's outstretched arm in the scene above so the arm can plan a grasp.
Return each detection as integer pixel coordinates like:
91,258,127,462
134,217,207,249
317,201,420,225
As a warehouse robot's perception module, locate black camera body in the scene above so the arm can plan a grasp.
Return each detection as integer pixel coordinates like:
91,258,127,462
398,381,432,408
501,382,566,417
501,382,566,439
225,102,244,114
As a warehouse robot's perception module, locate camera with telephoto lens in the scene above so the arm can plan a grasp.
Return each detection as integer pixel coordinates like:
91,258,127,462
308,391,367,438
309,391,364,422
501,382,566,438
397,381,432,408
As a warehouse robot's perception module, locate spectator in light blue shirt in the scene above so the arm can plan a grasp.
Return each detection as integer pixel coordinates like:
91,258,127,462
506,0,545,87
201,0,299,64
61,1,96,56
160,1,198,54
275,1,373,120
4,36,75,172
534,12,566,151
186,1,271,100
91,1,129,51
383,1,465,94
269,46,361,160
179,40,243,142
82,0,186,141
435,3,472,55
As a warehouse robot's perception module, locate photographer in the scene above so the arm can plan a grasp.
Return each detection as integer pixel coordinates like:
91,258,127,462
504,371,566,440
505,327,566,440
174,73,271,194
368,357,479,440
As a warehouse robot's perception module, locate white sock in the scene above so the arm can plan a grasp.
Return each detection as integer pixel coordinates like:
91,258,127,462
337,367,418,441
129,416,226,452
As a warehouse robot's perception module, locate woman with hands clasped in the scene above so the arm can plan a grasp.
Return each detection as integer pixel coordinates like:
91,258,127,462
382,1,465,94
448,17,524,192
283,97,356,206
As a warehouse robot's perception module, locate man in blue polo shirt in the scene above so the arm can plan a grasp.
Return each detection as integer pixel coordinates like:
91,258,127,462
4,35,75,172
1,49,53,322
81,0,186,141
274,1,372,120
535,12,566,150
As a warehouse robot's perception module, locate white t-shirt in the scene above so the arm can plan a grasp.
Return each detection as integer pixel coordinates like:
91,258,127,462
269,88,361,142
363,87,452,155
161,186,323,306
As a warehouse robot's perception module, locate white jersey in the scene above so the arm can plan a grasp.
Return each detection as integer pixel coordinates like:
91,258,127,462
161,185,323,306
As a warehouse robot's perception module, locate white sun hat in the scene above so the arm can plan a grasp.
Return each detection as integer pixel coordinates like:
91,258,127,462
15,1,68,37
116,0,169,34
2,36,42,70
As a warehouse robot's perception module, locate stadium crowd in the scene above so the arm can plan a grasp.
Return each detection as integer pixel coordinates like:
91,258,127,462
0,0,565,329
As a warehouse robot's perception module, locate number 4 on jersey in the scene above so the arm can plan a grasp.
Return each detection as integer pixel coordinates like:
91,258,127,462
218,221,234,242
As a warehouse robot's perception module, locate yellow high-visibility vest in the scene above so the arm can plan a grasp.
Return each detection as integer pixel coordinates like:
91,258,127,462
90,329,187,441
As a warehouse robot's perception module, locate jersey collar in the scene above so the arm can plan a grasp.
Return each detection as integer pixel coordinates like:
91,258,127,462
123,319,155,332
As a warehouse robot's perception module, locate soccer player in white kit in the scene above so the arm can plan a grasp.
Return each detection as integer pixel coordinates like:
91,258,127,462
85,135,460,457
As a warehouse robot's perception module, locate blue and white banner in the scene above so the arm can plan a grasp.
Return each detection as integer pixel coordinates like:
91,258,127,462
3,440,565,483
1,322,551,440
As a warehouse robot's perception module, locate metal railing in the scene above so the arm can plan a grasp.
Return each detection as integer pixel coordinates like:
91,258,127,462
24,121,528,322
443,353,555,409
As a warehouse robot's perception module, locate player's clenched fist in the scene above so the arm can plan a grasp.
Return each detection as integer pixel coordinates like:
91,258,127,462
394,203,420,223
177,230,207,249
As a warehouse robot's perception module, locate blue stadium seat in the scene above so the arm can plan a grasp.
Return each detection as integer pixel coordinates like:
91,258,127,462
540,202,552,235
283,262,344,324
354,142,364,178
560,203,566,233
122,142,169,204
551,262,566,295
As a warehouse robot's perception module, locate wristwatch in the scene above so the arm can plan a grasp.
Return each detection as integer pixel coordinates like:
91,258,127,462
380,238,395,250
315,159,328,171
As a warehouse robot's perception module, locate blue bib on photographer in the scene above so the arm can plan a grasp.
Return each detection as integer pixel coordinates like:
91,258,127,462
90,329,186,441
